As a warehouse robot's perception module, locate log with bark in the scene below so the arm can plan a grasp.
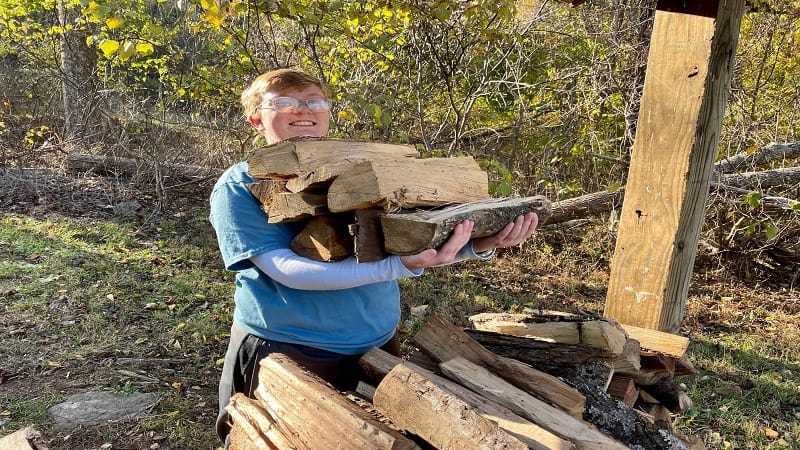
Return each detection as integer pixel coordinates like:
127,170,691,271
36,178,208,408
359,348,574,450
468,312,628,355
467,311,695,380
66,152,221,179
412,315,586,418
380,196,551,255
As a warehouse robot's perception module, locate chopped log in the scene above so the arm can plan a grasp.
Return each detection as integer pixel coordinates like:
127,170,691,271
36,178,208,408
360,348,575,450
348,208,390,262
285,165,338,193
248,180,288,210
439,357,628,450
635,391,674,432
606,375,639,407
380,196,551,255
66,152,220,179
226,393,293,450
609,338,642,375
634,351,676,385
619,323,690,359
266,192,328,223
638,377,693,413
468,312,627,355
229,423,268,450
0,426,44,450
373,363,530,450
326,157,489,213
254,354,420,450
674,353,699,376
247,137,419,179
464,328,611,372
405,348,442,374
413,315,586,418
290,215,354,261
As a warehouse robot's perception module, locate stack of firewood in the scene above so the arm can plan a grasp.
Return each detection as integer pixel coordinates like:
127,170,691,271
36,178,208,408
246,137,551,262
224,313,701,450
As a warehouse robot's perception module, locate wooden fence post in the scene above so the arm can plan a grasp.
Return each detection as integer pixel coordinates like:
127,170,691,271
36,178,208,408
604,0,745,333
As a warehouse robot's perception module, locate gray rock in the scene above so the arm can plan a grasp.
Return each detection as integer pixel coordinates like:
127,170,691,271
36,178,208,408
47,390,158,427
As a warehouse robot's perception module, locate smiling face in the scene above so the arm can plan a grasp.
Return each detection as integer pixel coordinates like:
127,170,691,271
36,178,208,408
249,85,330,145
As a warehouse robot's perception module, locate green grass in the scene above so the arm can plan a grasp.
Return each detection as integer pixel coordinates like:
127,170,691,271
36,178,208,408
0,212,231,448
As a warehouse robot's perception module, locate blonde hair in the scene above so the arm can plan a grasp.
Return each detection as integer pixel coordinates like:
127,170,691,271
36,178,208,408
240,68,330,118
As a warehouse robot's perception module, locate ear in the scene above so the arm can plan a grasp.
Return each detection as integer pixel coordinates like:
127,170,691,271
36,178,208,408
248,114,265,132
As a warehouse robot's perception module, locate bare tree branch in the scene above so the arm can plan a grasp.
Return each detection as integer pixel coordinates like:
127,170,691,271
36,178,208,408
715,142,800,174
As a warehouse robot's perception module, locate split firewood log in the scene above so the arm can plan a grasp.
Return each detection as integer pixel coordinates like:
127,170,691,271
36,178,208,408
360,348,575,450
326,157,489,212
247,137,419,180
380,196,550,255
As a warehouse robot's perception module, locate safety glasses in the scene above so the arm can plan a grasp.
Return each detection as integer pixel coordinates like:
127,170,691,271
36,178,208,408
258,97,333,113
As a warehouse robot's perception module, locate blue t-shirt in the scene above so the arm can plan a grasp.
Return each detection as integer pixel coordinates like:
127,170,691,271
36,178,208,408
209,162,400,355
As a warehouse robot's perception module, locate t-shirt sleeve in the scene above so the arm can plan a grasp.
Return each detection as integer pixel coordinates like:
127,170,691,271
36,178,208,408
209,166,296,272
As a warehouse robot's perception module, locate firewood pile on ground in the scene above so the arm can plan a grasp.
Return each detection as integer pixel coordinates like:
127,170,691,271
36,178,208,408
224,313,700,449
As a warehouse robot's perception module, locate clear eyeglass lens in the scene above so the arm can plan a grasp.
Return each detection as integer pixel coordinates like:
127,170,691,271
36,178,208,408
264,97,331,113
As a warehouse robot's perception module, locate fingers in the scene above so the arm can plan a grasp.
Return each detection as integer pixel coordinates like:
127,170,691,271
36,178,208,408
400,220,474,270
504,212,538,245
400,213,538,271
482,212,539,249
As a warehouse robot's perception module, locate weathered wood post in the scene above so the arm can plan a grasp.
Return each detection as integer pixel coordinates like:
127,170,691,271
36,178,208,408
604,0,746,333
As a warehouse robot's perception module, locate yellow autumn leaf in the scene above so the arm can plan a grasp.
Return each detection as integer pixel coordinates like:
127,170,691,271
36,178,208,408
136,42,154,56
84,1,99,14
201,0,219,12
99,39,119,58
746,145,758,154
204,11,223,27
105,15,124,29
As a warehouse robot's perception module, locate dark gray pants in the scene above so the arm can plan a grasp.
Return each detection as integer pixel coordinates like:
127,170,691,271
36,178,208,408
215,324,400,444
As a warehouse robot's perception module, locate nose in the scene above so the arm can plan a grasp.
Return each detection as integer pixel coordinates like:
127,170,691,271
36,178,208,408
293,100,312,113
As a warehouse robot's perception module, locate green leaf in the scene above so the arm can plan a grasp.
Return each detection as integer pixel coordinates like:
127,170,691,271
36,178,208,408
743,191,761,209
433,6,452,21
119,41,136,60
764,223,778,240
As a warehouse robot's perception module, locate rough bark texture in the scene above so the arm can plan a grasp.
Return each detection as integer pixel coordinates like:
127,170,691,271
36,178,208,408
380,196,551,255
464,329,611,372
58,0,101,148
557,363,689,450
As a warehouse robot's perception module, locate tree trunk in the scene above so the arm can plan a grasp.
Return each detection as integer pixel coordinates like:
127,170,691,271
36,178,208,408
58,0,101,149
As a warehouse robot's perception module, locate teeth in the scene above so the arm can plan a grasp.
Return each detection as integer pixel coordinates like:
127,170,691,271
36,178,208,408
292,121,315,126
